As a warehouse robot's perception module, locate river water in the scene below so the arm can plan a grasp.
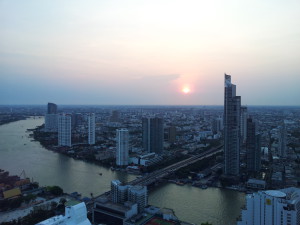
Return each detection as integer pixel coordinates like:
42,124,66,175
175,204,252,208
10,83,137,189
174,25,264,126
0,117,245,225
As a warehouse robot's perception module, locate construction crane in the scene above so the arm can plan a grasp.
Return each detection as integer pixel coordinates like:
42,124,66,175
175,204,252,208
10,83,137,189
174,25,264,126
19,170,27,179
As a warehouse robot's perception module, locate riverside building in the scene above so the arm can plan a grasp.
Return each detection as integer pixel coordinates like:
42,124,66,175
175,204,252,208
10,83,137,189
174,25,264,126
142,117,164,154
246,118,261,172
36,202,91,225
58,114,72,147
45,102,58,132
93,180,148,224
87,113,95,145
237,187,300,225
116,128,129,166
223,74,241,176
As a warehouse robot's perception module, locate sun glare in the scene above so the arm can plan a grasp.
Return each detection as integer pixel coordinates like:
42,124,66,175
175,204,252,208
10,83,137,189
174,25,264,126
182,87,190,94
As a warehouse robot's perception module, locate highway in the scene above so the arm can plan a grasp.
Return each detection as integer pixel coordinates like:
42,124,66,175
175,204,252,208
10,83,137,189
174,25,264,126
89,145,223,210
127,144,223,186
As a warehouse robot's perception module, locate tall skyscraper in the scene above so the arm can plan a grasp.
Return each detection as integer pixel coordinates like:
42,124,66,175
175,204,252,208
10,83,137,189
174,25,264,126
116,128,129,166
58,114,72,147
246,118,261,172
278,122,287,157
47,102,57,114
167,126,177,143
237,187,300,225
142,117,164,154
224,74,241,176
240,106,248,143
110,110,120,122
87,113,95,145
45,102,58,132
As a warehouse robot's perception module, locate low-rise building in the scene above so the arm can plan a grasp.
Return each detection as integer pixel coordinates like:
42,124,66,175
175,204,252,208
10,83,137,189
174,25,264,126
246,179,266,190
36,202,91,225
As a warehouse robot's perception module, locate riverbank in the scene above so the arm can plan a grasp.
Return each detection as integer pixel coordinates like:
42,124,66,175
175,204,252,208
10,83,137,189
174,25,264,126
0,117,246,225
0,115,29,126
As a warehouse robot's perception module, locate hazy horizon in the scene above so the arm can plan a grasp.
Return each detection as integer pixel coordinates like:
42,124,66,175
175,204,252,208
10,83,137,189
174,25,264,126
1,0,300,105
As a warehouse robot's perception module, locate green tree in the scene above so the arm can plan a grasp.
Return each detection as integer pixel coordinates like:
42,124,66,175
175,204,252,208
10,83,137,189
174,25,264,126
47,186,63,196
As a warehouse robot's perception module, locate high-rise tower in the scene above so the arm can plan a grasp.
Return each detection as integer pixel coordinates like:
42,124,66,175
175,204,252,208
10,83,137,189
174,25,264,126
45,102,58,132
116,128,129,166
47,102,57,114
278,122,287,157
58,114,72,147
240,106,248,143
246,118,261,172
142,117,164,154
87,113,95,145
224,74,241,176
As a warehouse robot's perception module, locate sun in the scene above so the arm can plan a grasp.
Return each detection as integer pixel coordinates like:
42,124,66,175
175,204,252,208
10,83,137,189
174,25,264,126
182,87,191,94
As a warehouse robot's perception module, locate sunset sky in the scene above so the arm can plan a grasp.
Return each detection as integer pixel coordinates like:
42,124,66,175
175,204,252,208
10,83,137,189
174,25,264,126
0,0,299,105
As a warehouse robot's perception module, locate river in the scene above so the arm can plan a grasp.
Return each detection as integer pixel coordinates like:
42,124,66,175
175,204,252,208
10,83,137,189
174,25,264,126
0,117,245,225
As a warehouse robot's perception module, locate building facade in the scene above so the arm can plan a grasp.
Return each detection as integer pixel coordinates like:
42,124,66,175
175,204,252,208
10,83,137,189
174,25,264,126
278,122,287,157
224,74,241,176
142,117,164,154
212,116,223,134
37,202,91,225
237,187,300,225
128,186,148,213
246,118,261,172
87,113,95,145
45,102,58,132
47,102,57,114
167,126,177,143
116,128,129,166
58,114,72,147
240,106,248,143
110,180,148,213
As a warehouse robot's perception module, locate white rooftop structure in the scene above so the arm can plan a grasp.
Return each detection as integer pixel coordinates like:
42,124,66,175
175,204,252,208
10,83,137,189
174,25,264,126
36,202,91,225
237,187,300,225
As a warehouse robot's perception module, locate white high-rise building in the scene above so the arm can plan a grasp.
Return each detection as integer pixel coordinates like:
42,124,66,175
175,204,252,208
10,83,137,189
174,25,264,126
87,113,95,145
237,187,300,225
58,114,72,147
128,186,148,213
116,128,129,166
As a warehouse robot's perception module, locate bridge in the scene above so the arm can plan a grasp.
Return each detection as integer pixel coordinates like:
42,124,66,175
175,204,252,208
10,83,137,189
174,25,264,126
127,145,223,186
89,145,223,210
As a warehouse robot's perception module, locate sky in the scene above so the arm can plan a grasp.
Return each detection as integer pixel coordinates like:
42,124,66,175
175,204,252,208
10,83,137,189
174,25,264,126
0,0,300,105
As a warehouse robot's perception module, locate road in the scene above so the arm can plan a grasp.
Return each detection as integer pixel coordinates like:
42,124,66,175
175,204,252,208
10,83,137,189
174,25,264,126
127,145,223,186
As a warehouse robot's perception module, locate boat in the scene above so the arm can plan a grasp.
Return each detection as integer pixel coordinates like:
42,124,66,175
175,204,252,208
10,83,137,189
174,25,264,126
176,181,185,186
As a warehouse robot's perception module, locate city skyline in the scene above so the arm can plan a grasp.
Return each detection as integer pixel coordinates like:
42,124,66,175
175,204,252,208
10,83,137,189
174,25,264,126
1,1,300,105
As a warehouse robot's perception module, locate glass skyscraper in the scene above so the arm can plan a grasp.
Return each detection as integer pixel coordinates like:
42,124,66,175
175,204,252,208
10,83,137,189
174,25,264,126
224,74,241,176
